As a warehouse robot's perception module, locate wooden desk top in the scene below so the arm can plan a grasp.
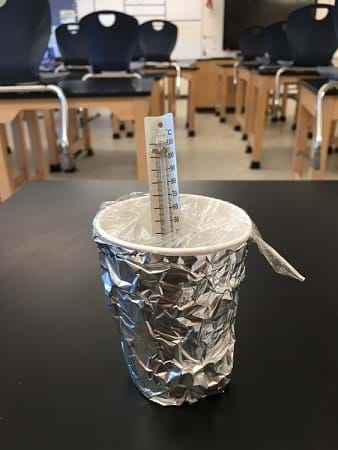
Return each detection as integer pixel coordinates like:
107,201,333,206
1,180,337,450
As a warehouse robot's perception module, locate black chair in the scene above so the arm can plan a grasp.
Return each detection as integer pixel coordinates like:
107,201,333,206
274,4,337,117
56,23,89,67
234,26,266,84
238,26,266,62
0,0,74,171
140,20,181,95
80,11,139,74
263,22,292,66
139,20,178,62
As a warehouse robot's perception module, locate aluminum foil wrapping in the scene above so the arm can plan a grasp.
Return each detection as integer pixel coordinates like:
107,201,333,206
94,238,248,406
93,194,304,407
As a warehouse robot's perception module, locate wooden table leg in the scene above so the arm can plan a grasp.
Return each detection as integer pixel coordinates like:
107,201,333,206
12,112,29,180
125,120,134,138
187,74,197,137
235,76,245,130
112,114,121,139
248,76,269,169
310,97,334,180
25,111,48,180
44,110,61,172
150,79,165,116
219,71,228,124
243,74,254,140
167,76,176,115
0,124,14,201
81,109,93,155
134,99,150,180
292,89,312,179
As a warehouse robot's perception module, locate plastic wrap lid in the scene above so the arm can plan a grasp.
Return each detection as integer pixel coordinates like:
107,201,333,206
93,193,304,282
94,194,252,256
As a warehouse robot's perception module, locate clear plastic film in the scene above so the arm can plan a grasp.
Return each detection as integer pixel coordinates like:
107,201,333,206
93,193,304,407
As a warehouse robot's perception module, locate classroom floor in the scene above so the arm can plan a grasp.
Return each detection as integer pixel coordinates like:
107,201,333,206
51,99,338,181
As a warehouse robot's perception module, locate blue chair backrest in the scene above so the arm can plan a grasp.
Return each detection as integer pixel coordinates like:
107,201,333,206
0,0,51,84
139,20,178,62
287,4,337,66
56,23,88,66
263,22,292,64
239,26,266,61
80,11,139,72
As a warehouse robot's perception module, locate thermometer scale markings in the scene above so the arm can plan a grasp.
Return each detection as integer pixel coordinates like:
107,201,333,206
145,113,180,238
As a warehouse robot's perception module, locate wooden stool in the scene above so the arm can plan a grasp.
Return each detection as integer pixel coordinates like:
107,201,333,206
292,79,338,180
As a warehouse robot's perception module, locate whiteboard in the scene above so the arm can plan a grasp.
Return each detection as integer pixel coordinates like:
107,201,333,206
125,0,165,4
94,0,124,11
171,21,202,60
77,0,95,18
125,5,165,16
167,0,202,21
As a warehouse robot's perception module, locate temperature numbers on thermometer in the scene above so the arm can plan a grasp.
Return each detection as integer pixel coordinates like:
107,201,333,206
145,113,181,238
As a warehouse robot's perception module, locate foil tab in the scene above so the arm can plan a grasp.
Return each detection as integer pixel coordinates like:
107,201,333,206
93,237,248,406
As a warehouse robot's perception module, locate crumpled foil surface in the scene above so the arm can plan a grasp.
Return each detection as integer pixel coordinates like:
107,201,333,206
94,238,248,406
93,194,304,407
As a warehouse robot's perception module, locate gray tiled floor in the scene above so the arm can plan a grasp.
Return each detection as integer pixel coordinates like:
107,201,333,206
51,100,338,181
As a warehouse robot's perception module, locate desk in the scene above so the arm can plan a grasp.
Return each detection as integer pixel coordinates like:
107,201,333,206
144,63,199,137
292,78,338,179
0,78,157,201
1,180,337,450
247,69,318,169
195,58,236,111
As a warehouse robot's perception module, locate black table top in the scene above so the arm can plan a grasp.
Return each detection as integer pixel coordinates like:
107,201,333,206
0,78,154,100
1,180,338,450
301,78,338,95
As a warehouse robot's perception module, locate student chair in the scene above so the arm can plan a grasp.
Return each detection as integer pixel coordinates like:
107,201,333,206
80,11,140,76
0,0,74,172
234,26,266,84
273,4,337,118
56,23,89,69
263,22,292,66
139,20,181,94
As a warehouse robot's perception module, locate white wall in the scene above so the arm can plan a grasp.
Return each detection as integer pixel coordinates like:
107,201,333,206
75,0,232,59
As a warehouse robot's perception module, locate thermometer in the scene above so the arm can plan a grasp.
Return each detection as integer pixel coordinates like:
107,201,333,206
144,113,181,239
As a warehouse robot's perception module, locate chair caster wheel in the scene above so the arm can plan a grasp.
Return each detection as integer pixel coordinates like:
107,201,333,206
185,122,189,129
49,164,62,173
7,146,12,155
271,116,279,123
328,146,333,155
215,111,220,117
64,166,77,173
86,149,94,157
188,130,195,137
113,133,121,139
280,116,286,122
74,150,82,158
126,132,134,138
242,133,248,141
308,131,313,139
234,125,241,132
119,123,126,131
292,123,297,131
246,146,252,154
250,161,261,169
220,117,226,123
